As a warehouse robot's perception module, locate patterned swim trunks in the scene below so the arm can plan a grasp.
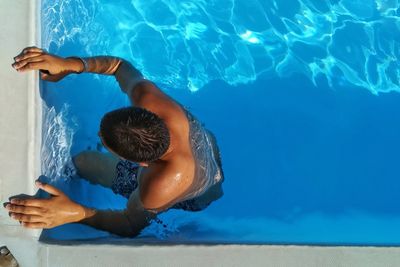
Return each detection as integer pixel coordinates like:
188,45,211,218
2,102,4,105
111,160,212,212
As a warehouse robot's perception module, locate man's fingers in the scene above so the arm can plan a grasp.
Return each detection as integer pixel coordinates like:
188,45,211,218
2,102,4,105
9,198,47,208
21,222,47,229
14,52,43,63
6,204,45,215
40,72,63,82
35,182,63,196
22,46,44,54
17,61,48,72
13,56,44,70
40,71,50,81
15,47,42,59
10,213,44,223
14,47,45,63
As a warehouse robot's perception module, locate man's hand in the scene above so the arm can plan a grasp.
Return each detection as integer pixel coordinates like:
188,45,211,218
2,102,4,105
11,46,83,82
3,181,85,229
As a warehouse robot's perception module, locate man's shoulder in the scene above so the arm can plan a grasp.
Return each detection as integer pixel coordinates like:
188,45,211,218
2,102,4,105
153,153,194,177
132,81,165,105
139,155,194,211
134,83,187,123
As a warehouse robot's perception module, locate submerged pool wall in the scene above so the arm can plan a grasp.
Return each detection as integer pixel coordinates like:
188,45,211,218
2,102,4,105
1,0,400,266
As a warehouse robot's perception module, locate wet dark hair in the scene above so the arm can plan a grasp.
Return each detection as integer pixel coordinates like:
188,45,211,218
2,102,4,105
100,107,170,162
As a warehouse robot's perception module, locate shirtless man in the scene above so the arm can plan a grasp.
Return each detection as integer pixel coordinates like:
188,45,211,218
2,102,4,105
4,47,224,237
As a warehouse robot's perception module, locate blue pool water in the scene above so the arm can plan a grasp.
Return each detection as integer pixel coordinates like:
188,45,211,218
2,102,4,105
40,0,400,245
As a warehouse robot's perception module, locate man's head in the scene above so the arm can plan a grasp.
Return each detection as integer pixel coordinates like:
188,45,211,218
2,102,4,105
99,107,170,163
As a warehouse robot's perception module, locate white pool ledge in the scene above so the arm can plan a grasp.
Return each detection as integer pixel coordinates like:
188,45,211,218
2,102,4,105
1,1,400,266
0,0,42,229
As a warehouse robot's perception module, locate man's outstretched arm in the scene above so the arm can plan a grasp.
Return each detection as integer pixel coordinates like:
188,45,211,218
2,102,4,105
12,46,176,110
80,189,157,237
12,46,145,95
4,181,157,237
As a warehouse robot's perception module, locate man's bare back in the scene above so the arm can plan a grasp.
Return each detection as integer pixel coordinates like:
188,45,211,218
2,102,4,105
128,81,197,211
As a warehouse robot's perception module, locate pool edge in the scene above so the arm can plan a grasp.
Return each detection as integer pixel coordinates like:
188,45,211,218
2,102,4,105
0,0,44,266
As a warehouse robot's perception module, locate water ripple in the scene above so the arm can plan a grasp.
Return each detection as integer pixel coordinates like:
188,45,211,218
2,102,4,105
42,0,400,93
41,104,76,181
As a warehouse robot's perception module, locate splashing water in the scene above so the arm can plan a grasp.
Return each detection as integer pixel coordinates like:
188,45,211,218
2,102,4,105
42,0,400,93
41,104,77,182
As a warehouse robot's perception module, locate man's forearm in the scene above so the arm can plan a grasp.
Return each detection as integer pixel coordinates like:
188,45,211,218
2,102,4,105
66,56,122,75
79,206,137,237
67,56,145,96
79,206,152,237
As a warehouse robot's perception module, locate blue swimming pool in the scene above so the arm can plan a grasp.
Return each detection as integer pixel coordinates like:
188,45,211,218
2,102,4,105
40,0,400,245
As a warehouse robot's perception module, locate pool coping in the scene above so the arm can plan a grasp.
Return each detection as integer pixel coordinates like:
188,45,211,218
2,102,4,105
1,0,400,266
